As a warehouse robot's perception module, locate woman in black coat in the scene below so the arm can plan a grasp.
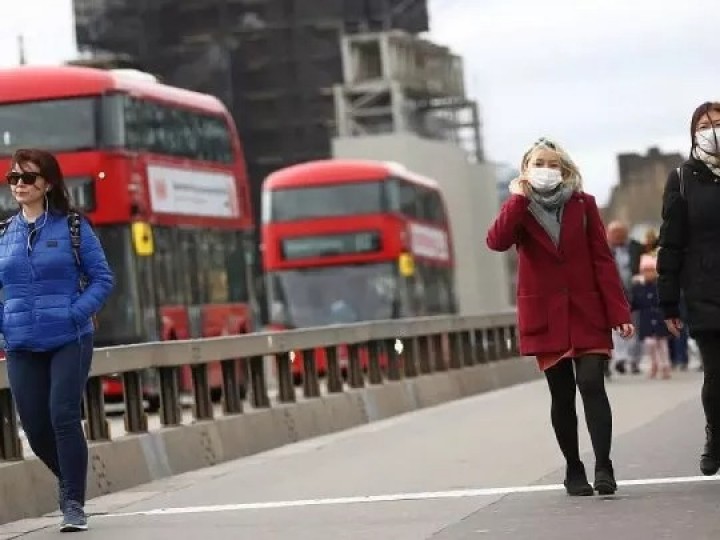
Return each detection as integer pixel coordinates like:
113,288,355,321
658,101,720,475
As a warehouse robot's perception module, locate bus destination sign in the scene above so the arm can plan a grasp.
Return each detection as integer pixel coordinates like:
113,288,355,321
281,231,381,260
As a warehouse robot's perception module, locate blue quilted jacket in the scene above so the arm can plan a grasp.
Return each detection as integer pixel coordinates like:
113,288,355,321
0,211,114,351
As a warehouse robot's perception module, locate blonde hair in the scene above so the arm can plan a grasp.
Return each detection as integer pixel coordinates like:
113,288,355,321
520,137,583,192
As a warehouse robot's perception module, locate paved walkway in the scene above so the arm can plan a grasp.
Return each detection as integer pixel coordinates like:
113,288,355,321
1,368,714,539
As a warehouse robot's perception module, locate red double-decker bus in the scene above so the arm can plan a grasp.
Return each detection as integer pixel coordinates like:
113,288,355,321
0,65,256,408
261,159,457,381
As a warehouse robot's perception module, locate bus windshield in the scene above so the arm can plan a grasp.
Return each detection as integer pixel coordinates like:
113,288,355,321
266,181,385,222
0,97,97,156
267,263,398,328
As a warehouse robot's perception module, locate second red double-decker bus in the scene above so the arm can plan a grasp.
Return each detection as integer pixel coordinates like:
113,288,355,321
261,159,457,381
0,65,256,408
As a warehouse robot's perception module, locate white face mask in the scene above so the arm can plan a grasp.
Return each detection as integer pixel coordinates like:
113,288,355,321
527,167,563,191
696,128,720,154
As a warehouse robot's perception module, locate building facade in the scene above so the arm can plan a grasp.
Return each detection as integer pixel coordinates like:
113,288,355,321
602,147,685,235
73,0,430,227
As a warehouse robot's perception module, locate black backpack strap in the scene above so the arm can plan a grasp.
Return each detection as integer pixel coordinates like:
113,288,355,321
0,216,14,237
67,212,86,291
677,166,686,199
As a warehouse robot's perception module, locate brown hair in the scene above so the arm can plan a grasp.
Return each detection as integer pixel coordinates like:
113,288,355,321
690,102,720,151
10,149,73,214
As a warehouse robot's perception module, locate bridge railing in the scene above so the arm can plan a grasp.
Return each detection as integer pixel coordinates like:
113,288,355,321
0,311,519,461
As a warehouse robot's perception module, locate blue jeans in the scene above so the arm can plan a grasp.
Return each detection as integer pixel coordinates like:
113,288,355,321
6,334,93,505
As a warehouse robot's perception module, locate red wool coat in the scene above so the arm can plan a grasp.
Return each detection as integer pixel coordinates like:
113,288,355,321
487,192,631,357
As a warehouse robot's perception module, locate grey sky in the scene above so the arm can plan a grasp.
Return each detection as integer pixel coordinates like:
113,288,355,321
1,0,717,204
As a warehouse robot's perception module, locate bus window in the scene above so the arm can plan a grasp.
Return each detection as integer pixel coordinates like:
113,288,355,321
153,227,190,306
122,96,234,163
397,180,420,218
429,191,446,224
94,226,143,345
206,231,230,304
178,229,203,305
269,181,385,222
0,97,98,156
225,232,249,303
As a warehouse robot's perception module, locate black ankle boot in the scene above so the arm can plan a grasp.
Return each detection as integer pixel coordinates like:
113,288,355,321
700,426,720,476
594,461,617,495
564,462,593,496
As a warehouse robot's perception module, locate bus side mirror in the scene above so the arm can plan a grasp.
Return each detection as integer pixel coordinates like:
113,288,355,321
132,221,154,256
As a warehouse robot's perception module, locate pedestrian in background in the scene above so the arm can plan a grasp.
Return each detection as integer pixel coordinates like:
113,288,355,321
0,149,114,531
606,221,644,375
631,253,671,379
643,228,659,254
658,101,720,477
486,137,634,497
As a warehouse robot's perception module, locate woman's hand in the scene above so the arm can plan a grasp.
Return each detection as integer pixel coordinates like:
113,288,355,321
614,323,635,339
509,177,530,197
665,318,684,337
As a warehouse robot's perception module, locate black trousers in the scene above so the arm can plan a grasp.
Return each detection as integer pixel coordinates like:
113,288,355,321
693,332,720,432
544,355,613,468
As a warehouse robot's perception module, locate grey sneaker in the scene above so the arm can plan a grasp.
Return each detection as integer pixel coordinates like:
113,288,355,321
60,500,88,532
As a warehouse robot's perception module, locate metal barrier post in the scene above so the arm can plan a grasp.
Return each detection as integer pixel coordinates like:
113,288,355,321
449,331,463,369
325,346,344,393
385,339,402,381
368,340,383,385
159,366,182,426
302,349,321,399
0,389,22,461
418,335,432,374
462,330,476,366
220,359,244,415
84,377,110,441
432,334,447,371
347,343,365,388
276,352,296,403
123,371,148,433
191,364,214,420
403,337,419,378
249,355,271,408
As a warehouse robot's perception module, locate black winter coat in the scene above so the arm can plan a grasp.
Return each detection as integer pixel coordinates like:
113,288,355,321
657,156,720,334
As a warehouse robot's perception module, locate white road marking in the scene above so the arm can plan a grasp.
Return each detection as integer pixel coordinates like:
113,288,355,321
101,474,720,518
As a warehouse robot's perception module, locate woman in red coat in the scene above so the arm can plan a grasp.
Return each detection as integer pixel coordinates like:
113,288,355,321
487,137,634,497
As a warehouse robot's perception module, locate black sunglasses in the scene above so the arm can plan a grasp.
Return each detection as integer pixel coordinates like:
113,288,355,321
6,172,42,186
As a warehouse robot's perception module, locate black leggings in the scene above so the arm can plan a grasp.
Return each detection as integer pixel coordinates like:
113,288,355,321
544,354,612,468
694,332,720,431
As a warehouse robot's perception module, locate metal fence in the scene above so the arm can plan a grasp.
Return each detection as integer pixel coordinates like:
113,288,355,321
0,311,519,462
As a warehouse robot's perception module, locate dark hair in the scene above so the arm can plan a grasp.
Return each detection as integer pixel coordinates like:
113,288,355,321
10,149,74,214
690,102,720,151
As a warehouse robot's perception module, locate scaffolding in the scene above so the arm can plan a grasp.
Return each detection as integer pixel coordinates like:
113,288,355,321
72,0,431,219
333,31,484,162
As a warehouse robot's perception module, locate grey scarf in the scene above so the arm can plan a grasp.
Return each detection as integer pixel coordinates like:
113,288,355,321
527,184,574,246
693,147,720,177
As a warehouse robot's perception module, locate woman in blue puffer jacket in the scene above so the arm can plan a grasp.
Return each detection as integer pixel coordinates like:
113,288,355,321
0,149,113,532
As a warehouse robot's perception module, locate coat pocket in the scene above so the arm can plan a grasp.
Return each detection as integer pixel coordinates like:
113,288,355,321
517,295,548,337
